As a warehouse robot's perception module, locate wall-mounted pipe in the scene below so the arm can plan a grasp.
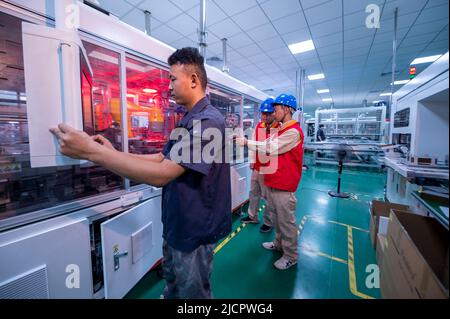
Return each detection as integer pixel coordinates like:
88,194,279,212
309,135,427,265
144,10,151,35
198,0,207,58
222,38,229,73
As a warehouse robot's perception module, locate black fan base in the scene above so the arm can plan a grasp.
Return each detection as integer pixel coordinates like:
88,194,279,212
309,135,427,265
328,191,350,198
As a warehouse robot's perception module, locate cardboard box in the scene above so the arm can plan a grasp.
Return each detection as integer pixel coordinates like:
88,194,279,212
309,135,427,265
378,216,390,236
369,200,410,250
386,209,449,299
380,236,420,299
376,233,387,265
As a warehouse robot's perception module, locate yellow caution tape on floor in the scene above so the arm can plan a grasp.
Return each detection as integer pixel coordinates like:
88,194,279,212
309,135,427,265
213,223,247,255
347,226,375,299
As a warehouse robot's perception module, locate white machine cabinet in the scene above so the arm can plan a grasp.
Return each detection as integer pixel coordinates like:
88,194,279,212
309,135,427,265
101,196,162,299
22,23,93,168
386,52,449,206
0,193,164,299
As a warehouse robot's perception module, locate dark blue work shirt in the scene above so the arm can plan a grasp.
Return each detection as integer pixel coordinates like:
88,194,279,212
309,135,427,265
161,96,232,252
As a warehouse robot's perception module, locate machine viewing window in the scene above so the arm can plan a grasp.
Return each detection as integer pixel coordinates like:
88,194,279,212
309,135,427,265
81,60,94,136
242,98,259,159
209,87,243,162
394,108,410,128
243,98,259,132
125,56,183,156
0,12,124,224
83,41,123,150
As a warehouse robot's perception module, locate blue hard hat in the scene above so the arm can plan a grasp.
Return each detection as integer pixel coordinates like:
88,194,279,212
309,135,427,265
272,94,297,111
259,98,275,113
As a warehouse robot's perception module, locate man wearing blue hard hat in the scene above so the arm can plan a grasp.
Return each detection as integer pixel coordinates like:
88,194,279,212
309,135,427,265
241,98,278,233
236,93,304,270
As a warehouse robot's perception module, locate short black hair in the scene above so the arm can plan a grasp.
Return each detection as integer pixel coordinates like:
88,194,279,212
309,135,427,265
168,47,208,91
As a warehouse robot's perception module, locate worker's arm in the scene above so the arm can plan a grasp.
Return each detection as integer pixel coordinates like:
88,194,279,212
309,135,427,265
92,134,164,163
90,149,184,187
52,124,184,187
245,129,301,155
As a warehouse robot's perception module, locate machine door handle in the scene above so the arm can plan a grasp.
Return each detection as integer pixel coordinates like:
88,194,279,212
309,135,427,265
113,250,128,271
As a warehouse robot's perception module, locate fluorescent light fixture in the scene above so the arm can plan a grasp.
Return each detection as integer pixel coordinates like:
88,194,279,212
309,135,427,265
380,92,392,96
308,73,325,81
391,80,410,85
126,93,135,98
143,88,157,93
317,89,330,94
411,54,442,65
288,39,315,54
244,105,253,109
322,98,332,102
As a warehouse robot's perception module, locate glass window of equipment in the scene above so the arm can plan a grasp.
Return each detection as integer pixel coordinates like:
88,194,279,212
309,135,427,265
337,111,358,136
357,110,382,141
242,98,259,132
125,56,184,186
242,97,259,159
0,12,124,223
125,56,184,155
317,112,337,136
208,87,243,162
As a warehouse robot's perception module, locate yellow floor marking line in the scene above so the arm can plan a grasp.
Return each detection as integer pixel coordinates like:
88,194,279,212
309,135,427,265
301,214,376,299
300,244,348,265
297,215,308,236
328,220,369,233
347,226,375,299
298,216,347,264
213,223,247,255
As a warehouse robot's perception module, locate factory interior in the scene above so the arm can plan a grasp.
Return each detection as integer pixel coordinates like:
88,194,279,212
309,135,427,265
0,0,448,301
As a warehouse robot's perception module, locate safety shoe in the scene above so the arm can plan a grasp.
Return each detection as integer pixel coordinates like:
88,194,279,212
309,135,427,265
273,257,297,270
241,216,259,224
262,242,281,251
259,224,273,233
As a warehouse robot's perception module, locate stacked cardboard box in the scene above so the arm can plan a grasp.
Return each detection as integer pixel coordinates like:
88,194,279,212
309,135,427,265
370,200,410,251
380,209,449,299
376,233,387,267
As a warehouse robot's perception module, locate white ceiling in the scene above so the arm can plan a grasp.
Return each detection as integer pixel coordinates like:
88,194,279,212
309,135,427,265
96,0,449,113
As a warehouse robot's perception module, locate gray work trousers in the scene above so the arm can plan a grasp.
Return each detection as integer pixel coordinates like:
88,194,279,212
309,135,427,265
162,240,215,299
248,169,273,226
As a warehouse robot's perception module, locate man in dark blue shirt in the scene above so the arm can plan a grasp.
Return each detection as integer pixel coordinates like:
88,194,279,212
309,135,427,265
50,47,231,299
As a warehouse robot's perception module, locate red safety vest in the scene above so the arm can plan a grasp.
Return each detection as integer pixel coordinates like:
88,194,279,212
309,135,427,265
264,121,304,192
253,121,278,171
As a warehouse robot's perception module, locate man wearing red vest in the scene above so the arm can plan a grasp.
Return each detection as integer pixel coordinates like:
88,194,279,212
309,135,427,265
236,94,304,270
241,98,278,233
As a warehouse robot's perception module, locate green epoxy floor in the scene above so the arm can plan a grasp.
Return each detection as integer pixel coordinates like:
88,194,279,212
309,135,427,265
125,161,386,299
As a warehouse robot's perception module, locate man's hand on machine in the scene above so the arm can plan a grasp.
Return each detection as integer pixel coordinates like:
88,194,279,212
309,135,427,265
229,132,247,147
92,134,114,150
49,123,106,160
235,136,248,147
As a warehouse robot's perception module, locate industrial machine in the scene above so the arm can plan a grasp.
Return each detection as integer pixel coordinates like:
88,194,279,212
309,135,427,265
0,1,266,299
385,51,449,215
314,106,387,143
307,139,385,169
